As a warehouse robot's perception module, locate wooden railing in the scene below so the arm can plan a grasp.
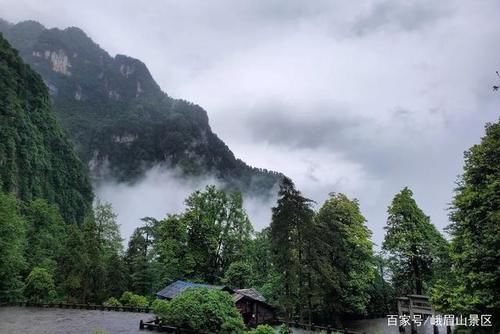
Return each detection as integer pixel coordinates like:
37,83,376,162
0,301,151,313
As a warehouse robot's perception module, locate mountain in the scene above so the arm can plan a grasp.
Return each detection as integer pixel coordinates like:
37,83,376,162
0,33,93,224
0,20,281,194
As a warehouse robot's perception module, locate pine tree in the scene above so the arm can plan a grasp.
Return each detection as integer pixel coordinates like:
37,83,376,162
312,193,374,322
270,177,314,321
383,187,448,295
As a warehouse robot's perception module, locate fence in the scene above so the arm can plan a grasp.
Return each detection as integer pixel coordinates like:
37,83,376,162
0,301,151,313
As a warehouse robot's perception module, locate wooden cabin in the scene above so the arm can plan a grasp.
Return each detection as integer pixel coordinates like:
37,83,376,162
233,288,275,327
156,280,275,327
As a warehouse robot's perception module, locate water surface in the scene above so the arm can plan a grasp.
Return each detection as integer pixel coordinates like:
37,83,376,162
0,306,150,334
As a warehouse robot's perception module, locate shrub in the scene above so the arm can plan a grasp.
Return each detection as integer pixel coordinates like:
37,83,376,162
247,324,276,334
119,291,149,307
24,267,56,303
120,291,133,305
102,297,122,307
278,324,290,334
155,287,245,334
128,294,149,308
151,299,169,318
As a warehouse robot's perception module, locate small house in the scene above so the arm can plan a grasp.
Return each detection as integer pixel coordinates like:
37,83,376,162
156,280,275,326
233,288,275,326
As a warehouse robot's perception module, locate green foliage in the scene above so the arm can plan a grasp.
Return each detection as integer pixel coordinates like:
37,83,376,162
24,267,56,303
23,199,67,274
151,299,169,317
155,288,245,334
119,291,148,307
0,192,26,301
246,324,276,334
125,224,157,296
119,291,134,305
365,254,396,317
312,193,375,317
432,121,500,322
223,261,252,289
94,200,123,256
57,224,86,302
270,177,314,320
0,35,93,224
128,294,149,308
183,186,253,284
383,187,449,295
278,324,290,334
102,297,122,307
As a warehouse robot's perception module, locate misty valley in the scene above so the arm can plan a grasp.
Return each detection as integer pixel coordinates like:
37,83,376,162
0,4,499,334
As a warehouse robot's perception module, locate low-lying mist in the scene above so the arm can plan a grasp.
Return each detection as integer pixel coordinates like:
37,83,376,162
94,166,277,243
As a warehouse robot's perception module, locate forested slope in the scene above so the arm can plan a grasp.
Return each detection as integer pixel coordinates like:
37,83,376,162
0,33,92,224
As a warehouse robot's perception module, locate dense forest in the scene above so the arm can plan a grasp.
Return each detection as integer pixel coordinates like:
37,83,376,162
0,19,281,195
0,24,499,333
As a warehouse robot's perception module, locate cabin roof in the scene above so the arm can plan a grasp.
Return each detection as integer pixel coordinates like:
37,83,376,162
233,288,266,303
156,280,231,299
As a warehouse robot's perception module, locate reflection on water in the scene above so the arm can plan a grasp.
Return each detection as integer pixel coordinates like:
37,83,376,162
0,306,151,334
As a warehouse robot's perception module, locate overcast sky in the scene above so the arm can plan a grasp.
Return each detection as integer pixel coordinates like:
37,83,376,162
1,0,499,246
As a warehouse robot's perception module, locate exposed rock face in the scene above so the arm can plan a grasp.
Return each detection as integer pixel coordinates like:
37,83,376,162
49,49,71,75
112,134,137,144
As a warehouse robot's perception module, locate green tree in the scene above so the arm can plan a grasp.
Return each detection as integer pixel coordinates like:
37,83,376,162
432,121,499,323
154,288,245,334
365,254,395,317
23,199,67,274
81,215,106,303
183,186,253,284
0,192,26,301
94,200,123,256
383,187,448,295
126,225,156,295
270,177,314,321
24,267,56,303
153,214,193,285
223,261,252,289
92,201,127,298
57,224,87,302
312,193,374,322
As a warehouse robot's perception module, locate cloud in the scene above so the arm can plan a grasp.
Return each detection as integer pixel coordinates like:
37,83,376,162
1,0,499,246
352,0,453,36
94,167,276,243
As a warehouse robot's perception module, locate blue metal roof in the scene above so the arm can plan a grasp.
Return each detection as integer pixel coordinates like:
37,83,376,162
156,280,230,299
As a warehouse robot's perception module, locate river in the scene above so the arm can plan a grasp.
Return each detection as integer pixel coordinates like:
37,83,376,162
0,307,450,334
0,306,149,334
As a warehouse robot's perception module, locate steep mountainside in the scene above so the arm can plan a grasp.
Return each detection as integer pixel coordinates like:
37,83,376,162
0,20,281,194
0,34,93,224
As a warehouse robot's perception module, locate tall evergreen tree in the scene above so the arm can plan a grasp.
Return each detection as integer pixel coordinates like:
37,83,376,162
270,177,314,321
126,225,155,296
383,187,448,295
312,193,374,323
432,121,499,325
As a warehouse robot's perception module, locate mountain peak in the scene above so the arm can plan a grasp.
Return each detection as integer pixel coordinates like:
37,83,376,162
0,19,282,194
